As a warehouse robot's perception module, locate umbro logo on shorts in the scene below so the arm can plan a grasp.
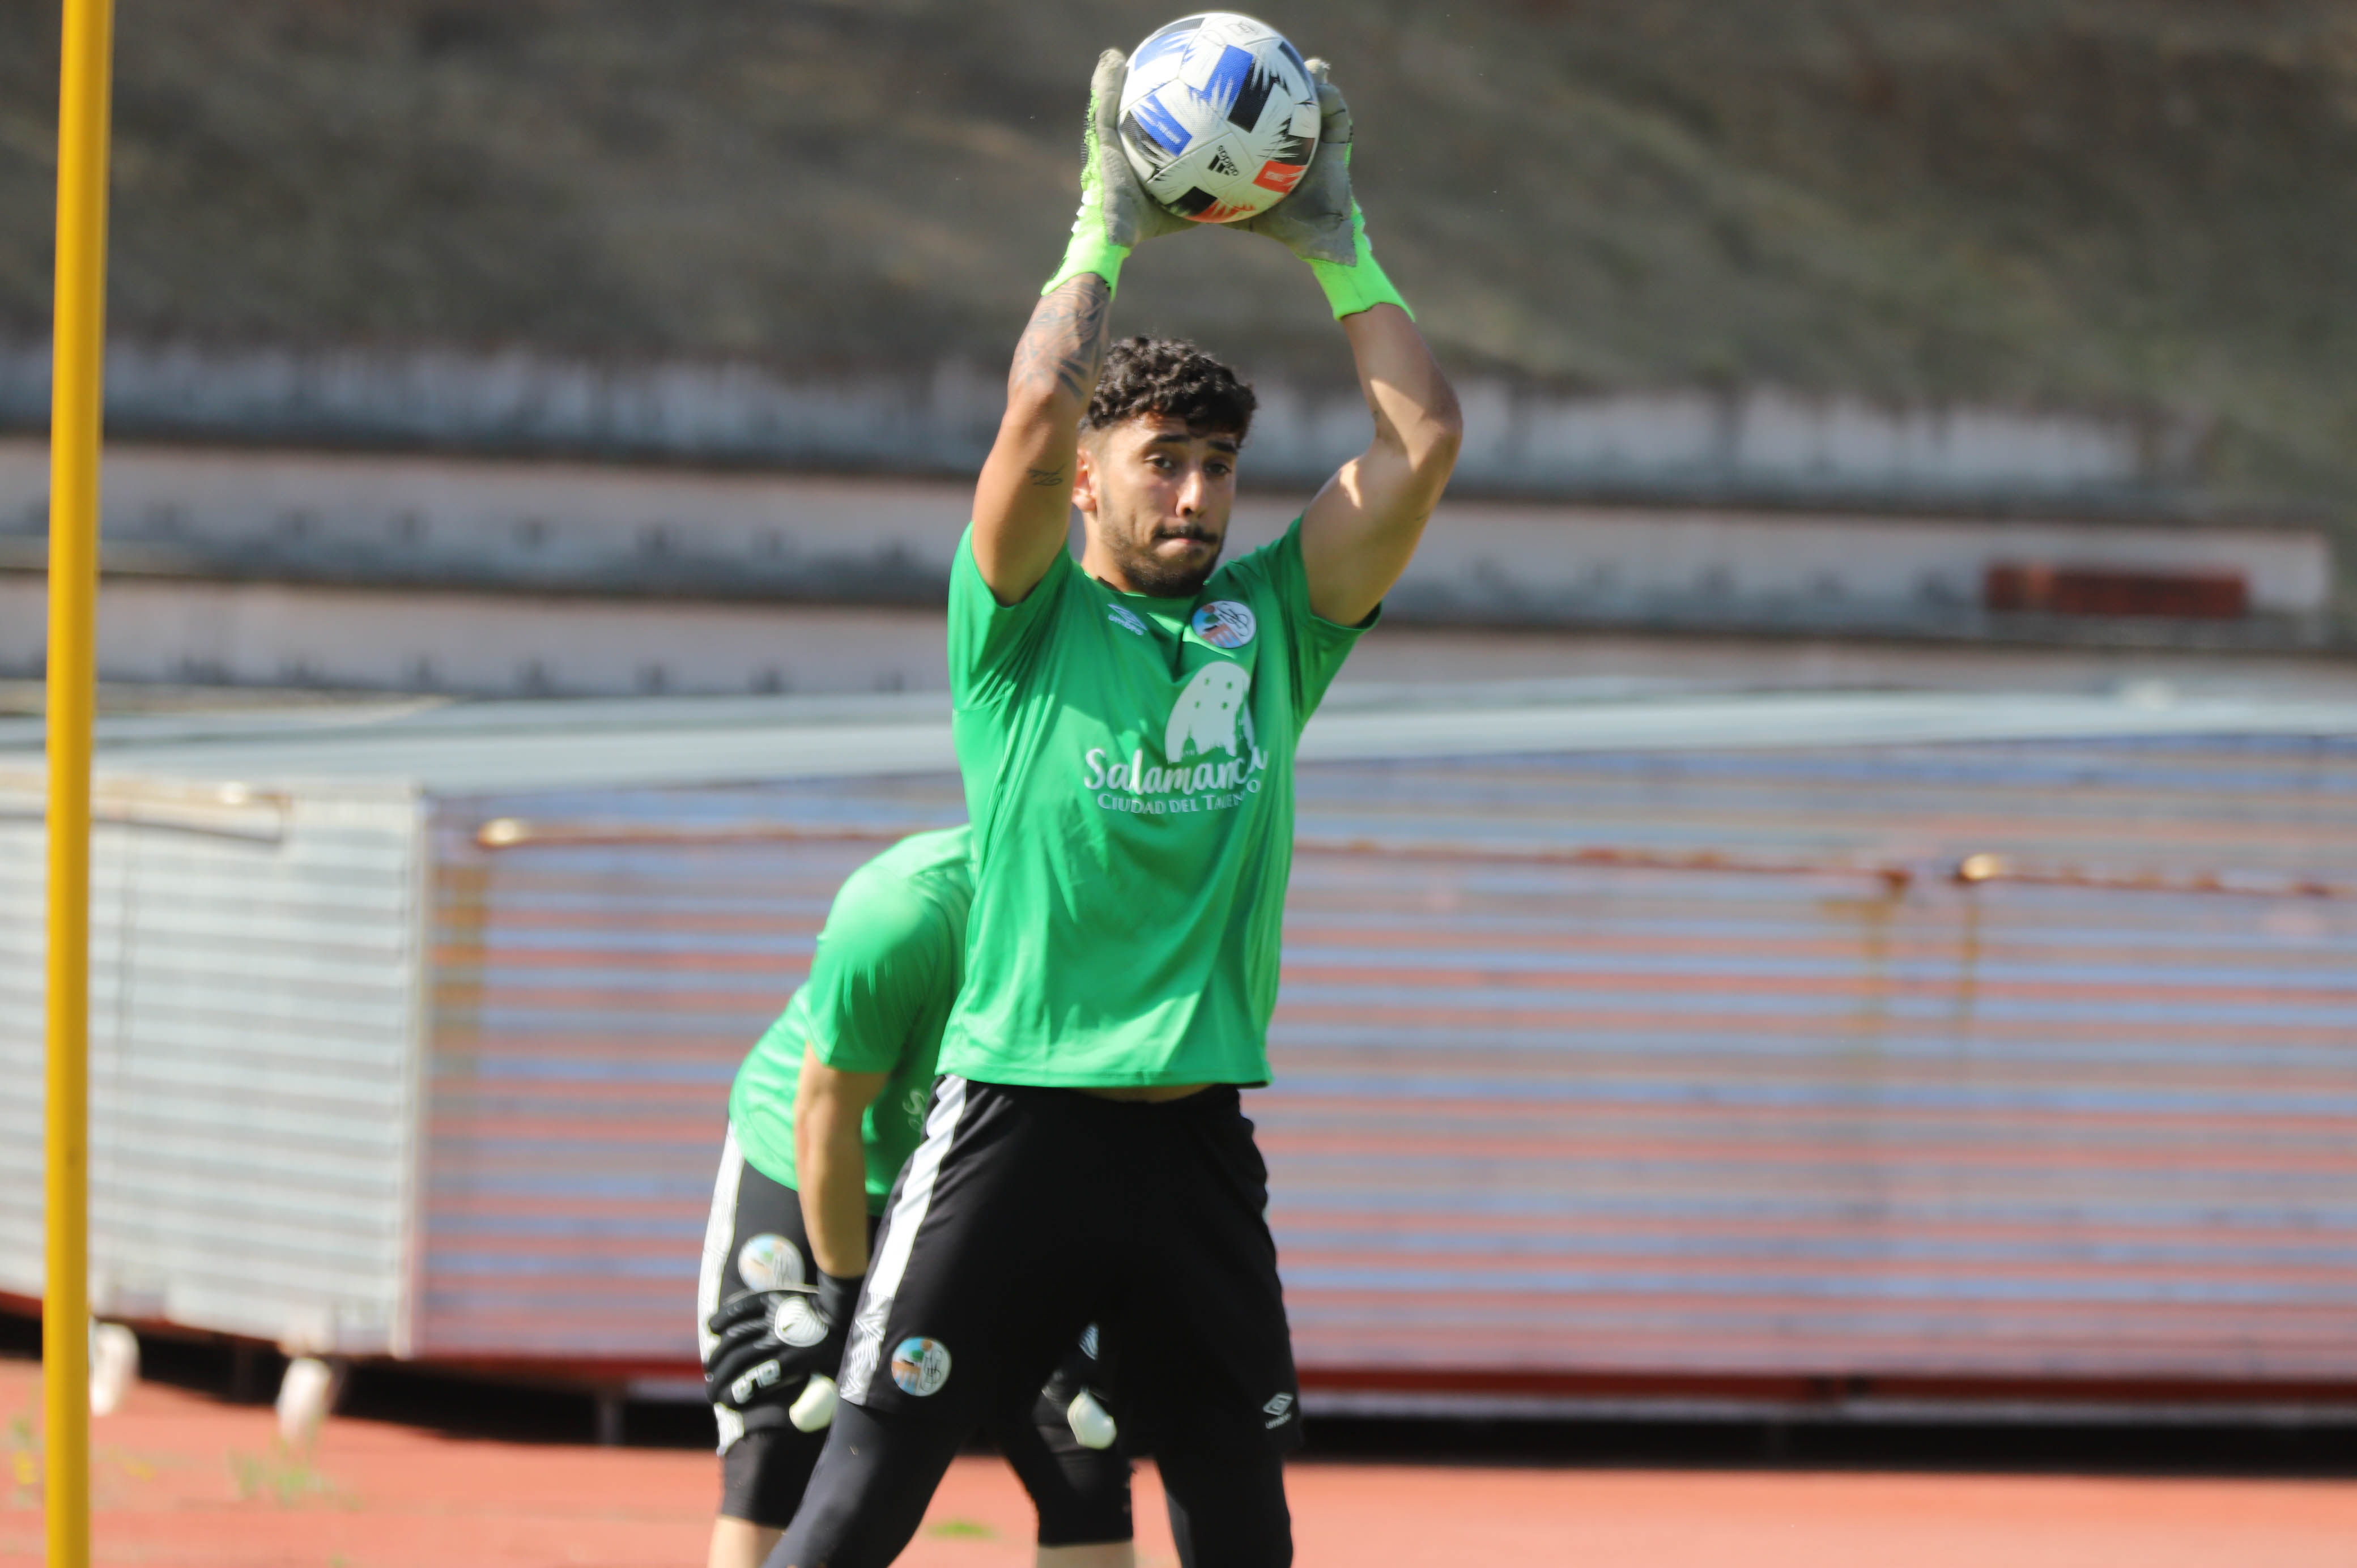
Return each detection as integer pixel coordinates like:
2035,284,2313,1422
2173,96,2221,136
1261,1391,1295,1428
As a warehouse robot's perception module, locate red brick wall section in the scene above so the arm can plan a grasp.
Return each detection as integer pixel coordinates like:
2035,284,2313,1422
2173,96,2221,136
1985,563,2249,618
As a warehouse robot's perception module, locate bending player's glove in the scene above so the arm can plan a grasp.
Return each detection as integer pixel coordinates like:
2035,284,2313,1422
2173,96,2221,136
1042,48,1191,298
1040,1328,1119,1451
1239,62,1415,320
702,1270,861,1415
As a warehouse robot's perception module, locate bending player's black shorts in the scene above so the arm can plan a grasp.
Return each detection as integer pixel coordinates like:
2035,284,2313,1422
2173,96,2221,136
698,1127,1131,1539
699,1130,856,1524
838,1080,1304,1463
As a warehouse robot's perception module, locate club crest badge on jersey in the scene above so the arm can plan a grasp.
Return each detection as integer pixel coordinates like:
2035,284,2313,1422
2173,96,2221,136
891,1336,953,1397
1191,600,1256,649
736,1233,803,1292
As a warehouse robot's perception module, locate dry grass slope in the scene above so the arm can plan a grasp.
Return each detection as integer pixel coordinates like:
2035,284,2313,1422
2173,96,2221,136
2,0,2354,516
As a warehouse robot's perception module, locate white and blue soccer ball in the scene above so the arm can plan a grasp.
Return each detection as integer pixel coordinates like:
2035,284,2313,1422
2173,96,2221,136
1117,13,1321,225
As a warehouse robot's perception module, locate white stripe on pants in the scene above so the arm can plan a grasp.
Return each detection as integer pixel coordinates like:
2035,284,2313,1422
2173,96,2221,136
697,1124,749,1452
836,1075,968,1407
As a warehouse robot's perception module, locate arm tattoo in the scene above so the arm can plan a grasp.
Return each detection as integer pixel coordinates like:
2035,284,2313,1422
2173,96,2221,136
1009,275,1112,404
1025,465,1068,487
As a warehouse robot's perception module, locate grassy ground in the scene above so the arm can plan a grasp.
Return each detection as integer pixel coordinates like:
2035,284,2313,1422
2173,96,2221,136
2,2,2354,516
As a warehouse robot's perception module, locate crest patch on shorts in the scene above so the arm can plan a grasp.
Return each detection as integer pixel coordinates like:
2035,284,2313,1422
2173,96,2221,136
735,1233,803,1292
890,1336,953,1397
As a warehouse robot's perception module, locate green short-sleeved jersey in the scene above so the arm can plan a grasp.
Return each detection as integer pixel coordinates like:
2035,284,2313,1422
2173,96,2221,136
941,518,1373,1087
727,826,972,1211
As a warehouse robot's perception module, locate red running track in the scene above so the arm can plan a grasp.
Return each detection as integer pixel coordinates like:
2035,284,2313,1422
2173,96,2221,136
5,1356,2357,1567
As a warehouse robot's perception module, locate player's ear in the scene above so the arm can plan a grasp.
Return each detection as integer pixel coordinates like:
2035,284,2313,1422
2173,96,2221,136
1071,437,1099,517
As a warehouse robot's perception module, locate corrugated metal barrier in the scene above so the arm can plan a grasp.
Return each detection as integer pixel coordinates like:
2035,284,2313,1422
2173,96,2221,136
399,733,2357,1398
1269,738,2357,1401
0,781,422,1352
5,705,2354,1411
414,775,963,1362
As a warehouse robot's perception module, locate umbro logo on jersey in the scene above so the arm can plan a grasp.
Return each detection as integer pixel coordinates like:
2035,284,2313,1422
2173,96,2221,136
1107,604,1149,637
1262,1391,1296,1428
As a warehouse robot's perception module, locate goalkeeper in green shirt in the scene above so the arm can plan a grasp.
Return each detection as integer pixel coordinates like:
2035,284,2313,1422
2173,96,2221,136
772,45,1460,1568
696,827,1130,1568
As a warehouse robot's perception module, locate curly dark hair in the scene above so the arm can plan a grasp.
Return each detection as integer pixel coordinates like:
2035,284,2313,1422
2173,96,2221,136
1081,336,1257,443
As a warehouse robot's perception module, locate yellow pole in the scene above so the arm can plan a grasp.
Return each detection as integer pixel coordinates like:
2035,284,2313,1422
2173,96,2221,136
46,0,115,1563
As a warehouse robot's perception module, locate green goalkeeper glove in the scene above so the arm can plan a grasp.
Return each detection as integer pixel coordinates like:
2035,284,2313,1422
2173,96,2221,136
1239,62,1414,321
1043,48,1190,298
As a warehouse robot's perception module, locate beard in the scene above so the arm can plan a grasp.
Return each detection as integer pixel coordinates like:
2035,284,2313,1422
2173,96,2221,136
1109,523,1225,598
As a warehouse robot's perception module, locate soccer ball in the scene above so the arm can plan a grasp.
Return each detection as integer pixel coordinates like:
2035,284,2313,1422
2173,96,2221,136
1116,13,1321,224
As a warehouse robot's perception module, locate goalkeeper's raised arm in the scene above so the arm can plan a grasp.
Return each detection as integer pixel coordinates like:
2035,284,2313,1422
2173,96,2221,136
1244,61,1462,627
971,49,1186,608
